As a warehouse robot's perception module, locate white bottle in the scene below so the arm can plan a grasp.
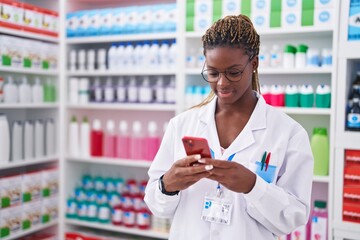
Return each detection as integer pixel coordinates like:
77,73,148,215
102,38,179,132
123,42,135,69
24,120,34,159
11,121,23,162
186,47,196,68
116,77,126,102
154,76,165,103
80,116,90,158
159,40,169,69
270,45,282,68
18,76,32,103
133,42,144,69
69,78,79,104
115,43,125,68
168,39,177,69
87,49,95,71
69,49,77,71
127,76,138,103
259,46,270,68
69,116,80,157
139,76,152,103
4,76,18,103
97,48,107,71
78,49,86,71
45,119,56,156
104,77,115,102
149,40,160,68
0,114,10,165
32,77,44,103
34,120,45,158
142,41,151,69
165,76,176,104
79,78,89,104
93,78,103,102
108,44,118,70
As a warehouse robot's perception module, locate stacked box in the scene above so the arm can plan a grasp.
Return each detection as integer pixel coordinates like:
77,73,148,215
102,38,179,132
22,201,42,231
42,168,59,198
0,205,22,238
22,171,42,203
0,174,22,209
41,196,58,224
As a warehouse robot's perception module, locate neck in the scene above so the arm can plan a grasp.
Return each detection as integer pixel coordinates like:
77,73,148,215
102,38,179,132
216,91,258,116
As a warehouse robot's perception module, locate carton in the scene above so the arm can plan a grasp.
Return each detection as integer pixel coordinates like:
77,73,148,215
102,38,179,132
0,174,22,208
0,205,22,238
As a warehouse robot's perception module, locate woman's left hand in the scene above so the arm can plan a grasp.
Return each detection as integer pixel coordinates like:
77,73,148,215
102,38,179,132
198,158,257,193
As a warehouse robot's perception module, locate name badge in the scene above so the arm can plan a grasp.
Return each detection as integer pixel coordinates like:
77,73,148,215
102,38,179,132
201,195,233,225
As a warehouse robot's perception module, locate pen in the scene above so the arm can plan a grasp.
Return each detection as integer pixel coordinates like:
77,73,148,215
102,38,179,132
261,151,267,171
265,152,271,171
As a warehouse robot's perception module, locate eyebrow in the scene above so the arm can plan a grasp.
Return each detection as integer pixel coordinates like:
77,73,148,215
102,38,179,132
206,64,244,70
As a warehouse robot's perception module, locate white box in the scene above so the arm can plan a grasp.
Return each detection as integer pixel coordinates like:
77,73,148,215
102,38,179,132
222,0,241,17
0,174,22,208
0,205,22,238
314,8,333,27
0,1,23,25
22,171,42,203
315,0,333,9
282,0,302,12
42,168,59,198
22,201,42,230
252,0,271,13
281,10,301,28
251,13,270,30
195,0,213,17
41,196,58,223
194,15,212,32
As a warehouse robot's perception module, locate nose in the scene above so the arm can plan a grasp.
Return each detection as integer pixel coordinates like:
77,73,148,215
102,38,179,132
217,72,228,86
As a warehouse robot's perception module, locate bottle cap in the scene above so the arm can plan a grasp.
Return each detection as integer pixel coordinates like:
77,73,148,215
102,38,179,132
107,120,115,132
297,44,308,53
132,121,142,133
119,120,128,133
82,116,88,123
313,127,327,136
92,119,102,130
148,121,157,134
284,45,296,54
314,200,326,209
285,84,298,94
71,116,77,122
316,84,331,94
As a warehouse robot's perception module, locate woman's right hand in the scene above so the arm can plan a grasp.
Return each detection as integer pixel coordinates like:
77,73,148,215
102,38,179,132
162,154,213,192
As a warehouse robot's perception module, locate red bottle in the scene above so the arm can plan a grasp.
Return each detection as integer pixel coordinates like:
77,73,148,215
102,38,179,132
90,119,103,157
136,207,151,230
112,204,123,226
122,205,136,228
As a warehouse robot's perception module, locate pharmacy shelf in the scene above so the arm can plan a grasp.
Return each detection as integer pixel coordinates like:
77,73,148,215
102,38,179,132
67,70,176,77
0,66,59,76
0,103,59,109
7,220,58,240
338,42,360,59
66,103,176,111
275,107,331,115
66,32,177,44
335,131,360,149
313,175,330,183
66,157,152,168
333,221,360,236
65,219,168,239
185,68,332,75
0,26,59,43
0,156,58,170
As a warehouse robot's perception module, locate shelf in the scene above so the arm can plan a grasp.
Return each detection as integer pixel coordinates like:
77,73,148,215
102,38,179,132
66,219,169,239
0,103,59,109
334,221,360,235
185,27,333,39
67,103,176,111
0,66,59,76
185,68,332,75
0,156,58,170
66,32,177,44
0,26,59,43
313,175,330,183
67,69,176,76
67,157,152,168
7,220,58,240
339,42,360,59
276,107,332,115
336,131,360,149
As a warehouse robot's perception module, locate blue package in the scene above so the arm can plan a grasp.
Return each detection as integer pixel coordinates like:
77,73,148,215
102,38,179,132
348,0,360,41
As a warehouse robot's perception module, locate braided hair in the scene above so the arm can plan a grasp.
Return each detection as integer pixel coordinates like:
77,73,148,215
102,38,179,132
194,14,260,108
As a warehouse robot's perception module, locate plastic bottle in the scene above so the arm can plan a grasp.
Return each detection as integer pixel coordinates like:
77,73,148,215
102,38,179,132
133,42,144,69
295,44,308,69
116,43,125,68
154,76,165,103
86,190,98,222
3,76,18,103
87,49,95,71
45,119,56,156
260,84,271,104
127,76,138,103
11,121,23,162
66,193,78,219
123,42,135,69
90,78,103,102
130,121,144,160
311,128,329,176
32,77,44,103
116,120,130,159
315,84,331,108
285,85,299,107
34,120,45,158
108,44,118,70
112,203,123,226
145,121,160,161
310,200,328,240
270,45,282,68
23,120,34,159
97,194,111,224
269,84,285,107
19,76,31,103
299,84,314,108
90,119,103,157
321,48,332,67
123,205,136,228
79,78,89,104
136,207,151,229
104,77,115,103
168,39,177,70
0,114,10,165
44,78,56,102
259,46,270,68
283,45,296,69
159,40,169,69
69,78,79,104
165,76,176,104
116,77,127,102
307,48,321,68
347,98,360,131
80,116,90,158
78,49,86,71
142,41,151,69
97,48,107,71
138,76,152,103
69,49,77,71
69,116,80,157
103,120,116,158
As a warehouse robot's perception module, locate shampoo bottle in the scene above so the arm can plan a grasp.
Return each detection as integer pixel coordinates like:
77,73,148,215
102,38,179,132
103,120,116,158
0,114,10,164
145,121,160,161
311,128,329,176
11,121,23,162
45,119,56,156
69,116,80,157
19,76,31,103
130,121,144,160
32,78,44,103
34,120,45,158
80,116,90,158
91,119,103,157
116,120,130,159
24,120,34,159
4,76,18,103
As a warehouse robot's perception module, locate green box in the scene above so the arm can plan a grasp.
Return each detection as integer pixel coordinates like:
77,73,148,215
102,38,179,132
301,9,314,26
270,11,282,28
186,16,195,32
212,15,222,23
186,2,195,16
241,0,251,16
271,0,282,12
213,0,222,17
302,0,315,10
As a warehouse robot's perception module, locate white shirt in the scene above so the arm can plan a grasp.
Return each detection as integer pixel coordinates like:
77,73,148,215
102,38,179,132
144,94,314,240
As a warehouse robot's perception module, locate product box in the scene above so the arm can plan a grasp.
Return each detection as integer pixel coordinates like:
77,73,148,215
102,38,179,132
282,10,301,28
222,0,241,17
0,174,22,208
22,2,39,29
194,15,212,32
0,0,23,28
42,43,58,70
42,168,59,198
66,12,80,37
252,0,271,13
195,0,213,17
41,196,58,224
314,8,333,27
282,0,302,12
348,0,360,41
22,171,42,203
22,200,41,230
252,13,270,30
41,8,59,34
0,205,22,238
315,0,333,9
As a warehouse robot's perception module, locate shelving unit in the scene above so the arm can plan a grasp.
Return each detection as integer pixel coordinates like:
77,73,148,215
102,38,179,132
0,156,58,170
0,103,59,109
66,103,176,111
0,26,59,43
0,66,59,76
66,157,152,168
67,70,177,77
7,220,58,240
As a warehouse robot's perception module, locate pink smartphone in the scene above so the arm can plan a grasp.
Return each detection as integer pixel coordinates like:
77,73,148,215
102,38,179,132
182,136,212,158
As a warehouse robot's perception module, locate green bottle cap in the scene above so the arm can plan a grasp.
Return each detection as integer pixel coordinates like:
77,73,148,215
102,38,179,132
314,200,326,209
284,45,296,54
297,44,308,53
83,116,88,123
71,116,77,122
313,128,327,136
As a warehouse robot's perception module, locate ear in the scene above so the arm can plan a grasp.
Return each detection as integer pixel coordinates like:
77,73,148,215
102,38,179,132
251,55,259,72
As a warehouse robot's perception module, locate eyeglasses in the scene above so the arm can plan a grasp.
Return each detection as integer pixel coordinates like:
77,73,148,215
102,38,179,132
201,58,252,83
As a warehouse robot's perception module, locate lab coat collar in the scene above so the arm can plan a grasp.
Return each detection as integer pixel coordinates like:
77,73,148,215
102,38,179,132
198,91,267,159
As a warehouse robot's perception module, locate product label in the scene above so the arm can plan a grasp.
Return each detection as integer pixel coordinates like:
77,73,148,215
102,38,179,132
87,204,97,218
348,0,360,41
311,216,327,239
123,210,135,225
137,211,150,227
112,208,123,222
347,113,360,128
0,4,14,23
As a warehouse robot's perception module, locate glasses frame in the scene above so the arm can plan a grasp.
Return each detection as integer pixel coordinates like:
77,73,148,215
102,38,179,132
201,56,253,83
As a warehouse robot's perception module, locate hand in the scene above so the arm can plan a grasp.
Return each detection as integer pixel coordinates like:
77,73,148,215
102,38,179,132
163,154,214,192
199,158,256,193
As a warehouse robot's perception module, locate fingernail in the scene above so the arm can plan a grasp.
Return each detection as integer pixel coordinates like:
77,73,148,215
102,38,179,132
192,163,199,167
205,165,213,171
198,158,206,163
194,154,201,160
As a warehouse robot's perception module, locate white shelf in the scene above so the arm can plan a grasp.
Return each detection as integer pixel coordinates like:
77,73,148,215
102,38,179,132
339,42,360,59
0,156,58,170
334,221,360,235
185,68,332,75
66,32,177,44
67,103,176,111
0,103,59,109
66,219,169,239
276,107,331,115
67,69,176,76
336,131,360,149
0,26,58,43
0,66,59,76
7,220,58,240
67,156,152,168
313,175,330,183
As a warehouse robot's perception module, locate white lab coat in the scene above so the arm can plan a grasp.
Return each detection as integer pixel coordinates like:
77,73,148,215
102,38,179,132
144,93,314,240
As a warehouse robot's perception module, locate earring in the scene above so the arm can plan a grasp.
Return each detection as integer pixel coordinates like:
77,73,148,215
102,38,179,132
253,70,256,73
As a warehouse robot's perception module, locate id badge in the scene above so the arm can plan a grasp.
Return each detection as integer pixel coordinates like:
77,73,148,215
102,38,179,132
201,194,233,225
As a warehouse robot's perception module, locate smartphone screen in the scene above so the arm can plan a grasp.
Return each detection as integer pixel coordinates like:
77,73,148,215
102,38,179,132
182,136,212,158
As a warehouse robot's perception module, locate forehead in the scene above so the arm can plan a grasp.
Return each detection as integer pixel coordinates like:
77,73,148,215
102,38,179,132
205,47,248,67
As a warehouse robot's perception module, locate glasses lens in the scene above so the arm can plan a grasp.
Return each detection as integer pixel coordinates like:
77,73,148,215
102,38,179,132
201,70,218,83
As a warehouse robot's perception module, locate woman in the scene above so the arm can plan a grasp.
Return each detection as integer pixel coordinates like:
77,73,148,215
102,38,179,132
144,14,313,239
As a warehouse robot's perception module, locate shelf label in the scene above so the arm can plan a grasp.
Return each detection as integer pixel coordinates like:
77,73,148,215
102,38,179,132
348,0,360,41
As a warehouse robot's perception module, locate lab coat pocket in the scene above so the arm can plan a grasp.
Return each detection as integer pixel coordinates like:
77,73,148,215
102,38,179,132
254,161,277,183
